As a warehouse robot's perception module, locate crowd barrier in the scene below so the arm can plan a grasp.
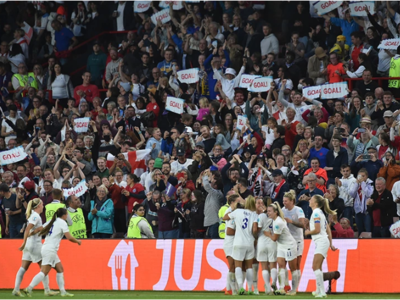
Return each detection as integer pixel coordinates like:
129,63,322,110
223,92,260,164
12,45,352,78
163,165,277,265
0,239,398,293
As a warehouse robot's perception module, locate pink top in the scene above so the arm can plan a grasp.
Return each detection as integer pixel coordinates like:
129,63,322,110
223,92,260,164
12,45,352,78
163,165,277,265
196,108,210,121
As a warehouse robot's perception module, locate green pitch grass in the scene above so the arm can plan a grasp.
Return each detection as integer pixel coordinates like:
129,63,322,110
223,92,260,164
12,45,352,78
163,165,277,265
1,290,400,299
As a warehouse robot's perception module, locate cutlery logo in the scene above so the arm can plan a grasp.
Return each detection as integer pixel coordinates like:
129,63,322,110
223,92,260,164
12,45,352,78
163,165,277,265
107,240,139,290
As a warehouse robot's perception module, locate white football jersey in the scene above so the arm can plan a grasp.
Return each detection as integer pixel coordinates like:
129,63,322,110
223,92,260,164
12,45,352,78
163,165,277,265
282,206,305,242
42,218,69,252
257,213,274,244
27,211,42,246
310,208,328,241
225,207,236,231
273,216,296,247
228,208,257,246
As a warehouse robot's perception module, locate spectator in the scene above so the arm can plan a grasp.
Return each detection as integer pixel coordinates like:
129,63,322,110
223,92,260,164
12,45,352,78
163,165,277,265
260,24,279,59
308,135,329,168
329,214,354,238
297,173,324,219
112,1,134,32
367,177,395,238
0,183,24,238
307,47,328,85
47,63,74,107
303,157,328,193
88,185,114,238
51,20,78,64
87,41,107,87
337,164,357,228
324,184,345,219
73,72,100,106
325,135,349,185
326,52,345,83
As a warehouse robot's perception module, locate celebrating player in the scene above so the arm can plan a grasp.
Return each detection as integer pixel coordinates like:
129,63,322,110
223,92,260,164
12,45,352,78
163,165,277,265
13,199,58,297
282,190,305,295
305,195,337,298
223,196,258,295
23,208,81,297
264,202,299,296
255,196,277,295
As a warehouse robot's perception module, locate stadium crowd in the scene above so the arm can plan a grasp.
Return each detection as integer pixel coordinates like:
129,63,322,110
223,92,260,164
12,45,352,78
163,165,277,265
1,0,400,240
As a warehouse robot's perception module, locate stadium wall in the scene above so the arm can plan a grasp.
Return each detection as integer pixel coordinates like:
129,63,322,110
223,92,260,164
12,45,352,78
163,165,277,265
0,239,397,293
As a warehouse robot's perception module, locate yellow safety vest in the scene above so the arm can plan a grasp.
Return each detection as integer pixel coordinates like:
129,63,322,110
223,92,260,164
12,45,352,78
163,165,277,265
127,216,153,238
0,224,2,238
45,202,66,222
389,57,400,89
68,208,87,238
218,204,229,238
12,72,38,90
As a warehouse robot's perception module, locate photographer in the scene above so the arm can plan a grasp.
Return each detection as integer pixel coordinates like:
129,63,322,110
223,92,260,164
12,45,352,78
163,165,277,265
351,147,383,183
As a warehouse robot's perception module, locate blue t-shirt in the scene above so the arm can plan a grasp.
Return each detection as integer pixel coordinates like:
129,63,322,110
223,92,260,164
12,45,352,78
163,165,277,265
55,27,74,52
308,147,329,168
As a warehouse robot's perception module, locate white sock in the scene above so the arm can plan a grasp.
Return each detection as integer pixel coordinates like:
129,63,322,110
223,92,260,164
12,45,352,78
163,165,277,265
284,268,289,286
245,268,253,292
229,272,236,292
252,263,259,291
271,268,277,286
293,270,301,291
226,273,231,291
242,271,246,288
314,269,324,295
14,267,26,292
291,270,298,292
56,272,66,293
28,272,45,292
262,270,271,293
235,267,244,289
279,269,286,290
42,275,50,292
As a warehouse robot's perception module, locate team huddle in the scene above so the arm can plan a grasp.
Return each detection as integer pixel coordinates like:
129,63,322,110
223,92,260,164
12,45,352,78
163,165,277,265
12,191,335,297
12,199,81,298
221,190,336,297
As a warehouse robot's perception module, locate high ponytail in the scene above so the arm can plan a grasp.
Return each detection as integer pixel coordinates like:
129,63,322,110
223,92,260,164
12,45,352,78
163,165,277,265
39,208,67,236
245,195,256,212
269,201,285,220
25,198,42,219
313,195,337,215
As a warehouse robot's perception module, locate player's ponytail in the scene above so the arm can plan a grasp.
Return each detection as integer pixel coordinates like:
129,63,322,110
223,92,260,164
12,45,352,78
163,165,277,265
39,208,68,236
25,198,42,219
283,190,296,203
245,195,256,212
314,195,337,215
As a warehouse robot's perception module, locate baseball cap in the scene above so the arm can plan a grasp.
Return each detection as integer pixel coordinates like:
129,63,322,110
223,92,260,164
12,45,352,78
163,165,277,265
185,127,193,134
243,145,255,155
384,111,394,118
177,148,185,156
337,35,346,42
24,180,36,191
196,142,205,148
271,169,283,177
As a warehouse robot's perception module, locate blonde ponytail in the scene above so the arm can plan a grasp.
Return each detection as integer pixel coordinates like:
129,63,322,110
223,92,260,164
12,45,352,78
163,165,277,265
314,195,337,215
25,198,42,219
245,195,256,212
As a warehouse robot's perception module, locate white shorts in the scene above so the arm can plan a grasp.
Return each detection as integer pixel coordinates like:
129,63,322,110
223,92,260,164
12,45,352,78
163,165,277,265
22,242,42,263
314,238,329,258
232,245,255,261
296,240,304,257
277,244,297,262
257,241,277,262
223,236,234,257
41,249,60,267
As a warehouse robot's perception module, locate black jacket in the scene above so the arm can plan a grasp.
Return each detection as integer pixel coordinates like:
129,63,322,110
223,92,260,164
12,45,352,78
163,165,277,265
267,137,286,158
329,197,345,219
368,189,396,227
113,2,135,31
326,147,349,180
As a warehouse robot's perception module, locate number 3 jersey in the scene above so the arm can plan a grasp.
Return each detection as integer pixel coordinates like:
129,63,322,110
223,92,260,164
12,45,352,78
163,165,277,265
43,218,70,252
228,208,258,246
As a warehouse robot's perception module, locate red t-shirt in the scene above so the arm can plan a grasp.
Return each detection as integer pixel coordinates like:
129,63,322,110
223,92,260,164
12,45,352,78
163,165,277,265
126,183,145,214
146,102,160,127
73,84,100,105
351,44,363,70
327,63,345,83
373,194,382,227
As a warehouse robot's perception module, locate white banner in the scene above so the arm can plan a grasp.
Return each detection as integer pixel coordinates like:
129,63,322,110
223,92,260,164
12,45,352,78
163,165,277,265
236,115,248,130
248,76,273,92
349,1,375,16
159,1,183,10
134,1,151,13
177,68,199,84
378,38,400,50
313,1,342,15
0,146,26,165
74,117,90,133
320,82,348,99
303,85,321,99
166,96,184,114
63,179,88,199
239,74,261,89
151,9,171,25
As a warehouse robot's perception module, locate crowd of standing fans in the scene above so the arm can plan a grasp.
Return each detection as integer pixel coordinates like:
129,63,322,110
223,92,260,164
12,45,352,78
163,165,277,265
1,1,400,240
